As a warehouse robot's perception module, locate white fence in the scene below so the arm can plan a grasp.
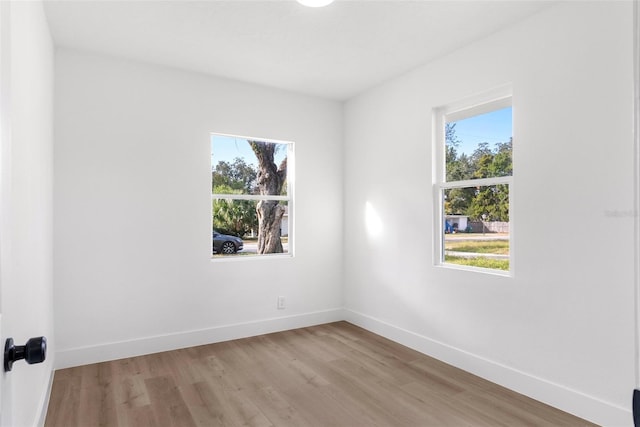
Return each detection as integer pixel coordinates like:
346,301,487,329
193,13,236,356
468,221,509,233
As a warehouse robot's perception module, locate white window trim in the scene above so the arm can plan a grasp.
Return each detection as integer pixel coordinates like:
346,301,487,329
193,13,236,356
432,86,513,276
211,132,295,259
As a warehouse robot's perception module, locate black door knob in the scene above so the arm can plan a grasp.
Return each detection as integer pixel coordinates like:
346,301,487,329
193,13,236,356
4,337,47,372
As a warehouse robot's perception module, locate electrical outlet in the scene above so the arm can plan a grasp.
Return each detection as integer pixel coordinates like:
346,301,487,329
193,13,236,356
277,296,285,310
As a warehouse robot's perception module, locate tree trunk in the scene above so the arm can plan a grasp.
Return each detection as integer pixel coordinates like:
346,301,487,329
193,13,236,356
248,140,287,254
256,200,284,253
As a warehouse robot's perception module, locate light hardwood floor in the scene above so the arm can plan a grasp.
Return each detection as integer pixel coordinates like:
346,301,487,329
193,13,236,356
45,321,596,426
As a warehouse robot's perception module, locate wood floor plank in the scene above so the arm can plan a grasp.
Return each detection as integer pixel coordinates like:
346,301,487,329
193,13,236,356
45,322,597,427
145,376,197,427
115,374,151,409
44,374,82,426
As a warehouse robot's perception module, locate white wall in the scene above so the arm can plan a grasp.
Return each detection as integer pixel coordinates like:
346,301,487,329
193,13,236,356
0,1,55,426
343,2,634,425
54,49,344,368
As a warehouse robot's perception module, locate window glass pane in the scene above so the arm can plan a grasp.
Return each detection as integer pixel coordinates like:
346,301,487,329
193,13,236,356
212,135,288,196
445,107,512,181
212,199,290,257
443,185,509,271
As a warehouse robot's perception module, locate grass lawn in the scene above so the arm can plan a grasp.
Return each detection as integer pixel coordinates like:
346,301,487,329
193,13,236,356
445,255,510,271
444,236,509,271
444,239,509,254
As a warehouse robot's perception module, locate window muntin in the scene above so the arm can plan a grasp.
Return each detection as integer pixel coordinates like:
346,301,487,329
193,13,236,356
211,134,293,258
435,92,512,274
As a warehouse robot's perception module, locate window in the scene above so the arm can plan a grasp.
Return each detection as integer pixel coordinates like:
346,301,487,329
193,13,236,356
211,133,293,258
434,89,512,274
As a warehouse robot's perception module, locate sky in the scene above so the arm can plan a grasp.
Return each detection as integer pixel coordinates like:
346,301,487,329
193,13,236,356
449,106,512,156
211,134,288,168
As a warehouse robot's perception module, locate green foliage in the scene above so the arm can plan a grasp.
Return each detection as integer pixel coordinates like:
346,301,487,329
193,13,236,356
467,184,509,222
444,187,476,217
444,124,511,221
212,196,257,238
212,157,257,194
490,141,513,177
212,159,259,236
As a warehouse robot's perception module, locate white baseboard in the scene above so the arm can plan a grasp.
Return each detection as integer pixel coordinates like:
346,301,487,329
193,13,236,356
55,308,345,370
53,307,630,426
343,309,630,427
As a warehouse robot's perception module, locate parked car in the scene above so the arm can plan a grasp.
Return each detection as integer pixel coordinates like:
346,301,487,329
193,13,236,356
212,231,244,254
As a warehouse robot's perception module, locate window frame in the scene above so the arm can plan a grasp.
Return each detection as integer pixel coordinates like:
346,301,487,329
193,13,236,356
211,132,295,260
433,87,513,276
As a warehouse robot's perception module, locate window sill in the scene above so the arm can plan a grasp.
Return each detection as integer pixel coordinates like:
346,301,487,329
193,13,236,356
436,262,512,278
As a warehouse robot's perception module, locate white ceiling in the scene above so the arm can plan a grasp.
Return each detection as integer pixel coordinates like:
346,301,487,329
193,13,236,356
43,0,555,101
